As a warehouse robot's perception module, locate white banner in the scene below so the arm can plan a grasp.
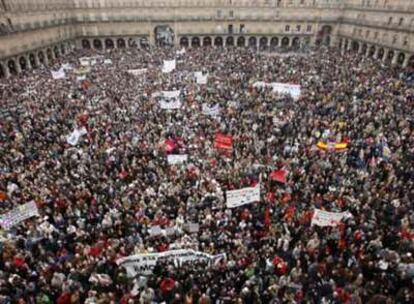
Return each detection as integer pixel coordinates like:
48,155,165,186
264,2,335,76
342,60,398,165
311,209,352,227
202,104,220,116
104,59,113,65
62,63,73,70
162,59,176,73
128,68,147,76
226,184,261,208
117,249,225,277
194,71,208,84
51,68,66,79
167,154,188,164
176,48,186,55
0,201,39,230
66,127,87,146
159,90,181,109
253,82,301,100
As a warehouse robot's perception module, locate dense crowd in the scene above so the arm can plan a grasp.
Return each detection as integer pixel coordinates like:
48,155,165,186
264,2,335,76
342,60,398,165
0,45,413,304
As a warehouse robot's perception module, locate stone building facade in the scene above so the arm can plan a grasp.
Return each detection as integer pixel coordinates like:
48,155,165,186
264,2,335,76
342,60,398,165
0,0,413,77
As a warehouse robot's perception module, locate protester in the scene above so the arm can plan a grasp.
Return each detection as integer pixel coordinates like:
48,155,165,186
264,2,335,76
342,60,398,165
0,45,413,303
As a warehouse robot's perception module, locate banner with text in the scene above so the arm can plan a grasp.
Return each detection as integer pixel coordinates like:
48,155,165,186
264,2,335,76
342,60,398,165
253,82,301,100
0,201,39,230
116,249,225,277
162,59,176,73
226,184,261,208
167,154,188,165
311,209,352,227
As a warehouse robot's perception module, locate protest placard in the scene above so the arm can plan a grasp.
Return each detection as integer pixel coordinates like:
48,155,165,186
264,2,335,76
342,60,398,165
311,209,352,227
0,201,39,230
226,184,261,208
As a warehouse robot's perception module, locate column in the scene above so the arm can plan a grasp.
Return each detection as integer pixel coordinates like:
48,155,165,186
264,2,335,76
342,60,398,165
189,37,193,48
357,43,363,54
256,37,260,49
402,54,410,68
43,53,49,66
50,49,56,60
25,56,32,70
245,37,248,47
382,49,389,62
373,48,380,59
391,52,399,66
200,37,204,47
34,53,40,67
15,59,22,74
267,37,271,48
89,39,94,49
347,40,352,52
289,37,294,47
1,62,10,78
365,44,370,57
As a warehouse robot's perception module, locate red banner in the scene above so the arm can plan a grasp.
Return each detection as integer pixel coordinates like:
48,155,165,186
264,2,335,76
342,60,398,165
214,133,233,151
270,169,288,184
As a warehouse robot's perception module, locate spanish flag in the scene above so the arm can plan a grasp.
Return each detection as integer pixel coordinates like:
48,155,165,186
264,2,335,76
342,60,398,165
317,141,348,152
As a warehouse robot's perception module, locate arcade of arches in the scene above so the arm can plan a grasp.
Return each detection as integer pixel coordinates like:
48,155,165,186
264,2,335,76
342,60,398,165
1,34,413,78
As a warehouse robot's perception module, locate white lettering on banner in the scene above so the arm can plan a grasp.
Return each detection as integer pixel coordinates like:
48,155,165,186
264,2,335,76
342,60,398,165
128,69,147,76
116,249,226,277
167,154,188,164
162,59,176,73
66,127,88,146
311,209,352,227
202,104,220,117
226,184,261,208
0,201,39,230
253,82,301,100
51,68,66,80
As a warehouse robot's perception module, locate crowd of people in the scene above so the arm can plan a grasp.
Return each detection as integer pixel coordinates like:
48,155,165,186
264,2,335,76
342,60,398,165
0,44,413,304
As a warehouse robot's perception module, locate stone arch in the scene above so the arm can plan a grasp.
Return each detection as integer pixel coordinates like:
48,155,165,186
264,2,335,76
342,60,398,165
344,39,349,51
270,37,279,47
338,38,343,49
8,59,17,74
82,39,91,49
259,37,268,48
19,56,28,70
0,63,5,78
397,52,405,66
93,39,102,49
38,51,45,64
180,37,189,47
369,45,376,57
362,43,368,54
408,55,414,68
105,38,114,49
117,38,126,48
248,37,257,47
386,50,394,64
351,41,359,52
29,53,36,68
192,37,200,47
54,46,60,58
61,44,65,55
46,48,53,61
281,37,290,48
292,37,300,48
203,37,212,46
237,36,245,47
317,25,332,46
226,36,234,47
214,37,223,47
378,47,385,59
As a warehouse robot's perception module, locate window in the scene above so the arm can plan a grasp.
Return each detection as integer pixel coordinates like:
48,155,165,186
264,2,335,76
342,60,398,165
392,35,397,43
398,18,404,26
374,31,378,39
285,25,290,32
229,10,234,18
307,25,312,32
240,24,245,33
365,30,370,38
217,10,222,18
403,37,408,46
296,25,301,32
387,17,392,25
228,24,233,34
